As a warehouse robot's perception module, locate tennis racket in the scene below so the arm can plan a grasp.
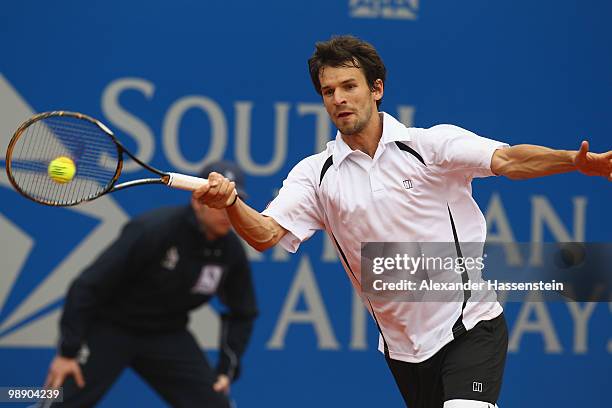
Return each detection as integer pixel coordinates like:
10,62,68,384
4,111,220,206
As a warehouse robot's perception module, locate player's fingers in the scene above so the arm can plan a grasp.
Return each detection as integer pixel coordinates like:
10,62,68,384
219,182,237,208
194,171,224,201
210,178,233,206
192,182,211,200
192,187,210,203
578,140,589,158
216,181,235,208
218,180,236,206
215,177,231,196
73,366,85,388
204,172,224,198
207,171,225,185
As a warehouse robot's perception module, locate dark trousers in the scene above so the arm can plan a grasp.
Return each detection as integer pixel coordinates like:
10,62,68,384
386,313,509,408
52,322,230,408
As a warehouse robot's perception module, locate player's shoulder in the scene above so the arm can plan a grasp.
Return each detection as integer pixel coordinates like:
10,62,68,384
410,124,477,143
286,148,332,182
381,113,474,153
407,124,482,160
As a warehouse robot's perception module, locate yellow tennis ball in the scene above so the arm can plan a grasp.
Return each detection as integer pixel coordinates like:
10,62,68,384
48,156,76,184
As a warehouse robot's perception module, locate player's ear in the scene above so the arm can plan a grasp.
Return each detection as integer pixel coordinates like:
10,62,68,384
372,79,383,101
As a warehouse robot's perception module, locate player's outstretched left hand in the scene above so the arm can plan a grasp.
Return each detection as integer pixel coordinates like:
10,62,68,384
574,141,612,180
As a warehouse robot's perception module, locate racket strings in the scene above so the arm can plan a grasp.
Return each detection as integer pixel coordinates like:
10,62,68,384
7,115,120,205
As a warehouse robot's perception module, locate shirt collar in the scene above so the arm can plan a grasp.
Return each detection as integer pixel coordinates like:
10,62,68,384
332,112,412,167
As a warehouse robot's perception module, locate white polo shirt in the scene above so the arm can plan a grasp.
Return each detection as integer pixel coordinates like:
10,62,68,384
262,112,507,363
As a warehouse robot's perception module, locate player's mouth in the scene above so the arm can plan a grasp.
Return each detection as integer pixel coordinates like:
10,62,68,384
337,111,354,119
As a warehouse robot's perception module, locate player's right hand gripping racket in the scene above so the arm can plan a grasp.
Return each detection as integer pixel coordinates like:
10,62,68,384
4,111,222,206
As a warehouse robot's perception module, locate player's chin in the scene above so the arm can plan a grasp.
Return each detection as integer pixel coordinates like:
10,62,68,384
335,120,361,135
338,125,358,135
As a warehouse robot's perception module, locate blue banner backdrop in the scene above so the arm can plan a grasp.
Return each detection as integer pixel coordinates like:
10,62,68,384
1,1,610,407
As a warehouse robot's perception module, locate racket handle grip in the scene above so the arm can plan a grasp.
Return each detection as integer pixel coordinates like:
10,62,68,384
166,173,209,191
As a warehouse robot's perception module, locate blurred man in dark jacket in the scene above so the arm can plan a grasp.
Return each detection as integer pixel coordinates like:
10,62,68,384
46,161,257,408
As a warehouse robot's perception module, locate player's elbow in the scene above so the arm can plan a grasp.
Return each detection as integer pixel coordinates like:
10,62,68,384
250,239,276,252
247,219,286,252
491,148,527,179
494,161,527,179
249,233,282,252
495,163,531,180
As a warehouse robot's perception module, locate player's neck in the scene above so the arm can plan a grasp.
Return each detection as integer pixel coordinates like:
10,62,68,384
341,112,383,159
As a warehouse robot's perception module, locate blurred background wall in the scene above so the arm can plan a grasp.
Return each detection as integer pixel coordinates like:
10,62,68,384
0,1,610,406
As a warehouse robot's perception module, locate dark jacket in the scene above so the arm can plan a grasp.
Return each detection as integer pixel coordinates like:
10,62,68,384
59,206,258,380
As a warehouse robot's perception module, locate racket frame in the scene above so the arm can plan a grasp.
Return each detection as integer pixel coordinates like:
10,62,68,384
5,111,172,206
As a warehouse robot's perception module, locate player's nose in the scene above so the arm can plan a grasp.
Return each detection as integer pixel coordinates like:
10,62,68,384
333,90,347,105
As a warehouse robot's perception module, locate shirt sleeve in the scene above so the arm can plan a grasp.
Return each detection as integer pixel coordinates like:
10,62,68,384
261,157,325,253
422,124,509,178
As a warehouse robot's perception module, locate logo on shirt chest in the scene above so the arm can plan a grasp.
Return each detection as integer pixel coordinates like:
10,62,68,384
403,179,414,189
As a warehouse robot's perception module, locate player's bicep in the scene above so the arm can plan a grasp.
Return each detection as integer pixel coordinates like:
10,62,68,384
425,124,509,178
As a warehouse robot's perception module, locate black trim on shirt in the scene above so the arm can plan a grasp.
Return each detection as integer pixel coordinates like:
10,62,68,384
329,231,390,357
395,141,427,167
319,155,334,186
447,204,469,339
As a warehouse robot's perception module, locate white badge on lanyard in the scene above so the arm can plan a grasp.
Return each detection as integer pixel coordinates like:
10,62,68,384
192,265,224,294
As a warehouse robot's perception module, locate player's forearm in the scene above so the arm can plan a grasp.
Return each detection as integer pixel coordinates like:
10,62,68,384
492,144,577,179
226,198,285,251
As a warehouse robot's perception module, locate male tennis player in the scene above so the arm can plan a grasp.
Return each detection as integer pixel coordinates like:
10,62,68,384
193,36,612,408
46,161,257,408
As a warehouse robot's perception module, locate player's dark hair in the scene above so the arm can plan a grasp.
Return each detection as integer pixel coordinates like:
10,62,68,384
308,35,387,108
